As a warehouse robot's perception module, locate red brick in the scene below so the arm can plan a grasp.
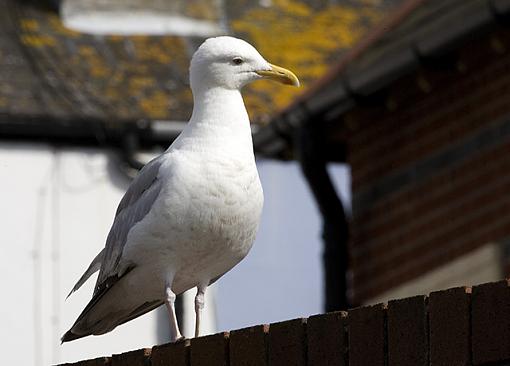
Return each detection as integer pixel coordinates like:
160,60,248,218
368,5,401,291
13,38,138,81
349,59,510,188
268,318,306,366
387,296,428,366
355,194,510,281
471,280,510,365
429,287,471,366
352,147,510,247
366,140,509,224
348,303,387,366
229,324,268,366
307,311,347,366
353,207,510,301
351,172,509,272
151,339,189,366
352,184,510,284
190,332,229,366
111,349,151,366
349,74,510,183
352,179,509,271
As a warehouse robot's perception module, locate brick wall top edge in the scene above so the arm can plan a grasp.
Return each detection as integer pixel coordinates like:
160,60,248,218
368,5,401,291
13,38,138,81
56,280,510,366
429,285,472,296
308,310,348,320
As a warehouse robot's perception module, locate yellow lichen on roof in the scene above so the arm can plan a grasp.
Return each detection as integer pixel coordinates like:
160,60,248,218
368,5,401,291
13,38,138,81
232,0,382,123
8,0,389,124
13,5,193,121
48,15,81,38
19,18,57,49
139,90,172,119
131,36,173,64
187,1,220,21
75,45,112,78
20,19,39,31
0,96,7,108
20,34,57,47
78,45,97,56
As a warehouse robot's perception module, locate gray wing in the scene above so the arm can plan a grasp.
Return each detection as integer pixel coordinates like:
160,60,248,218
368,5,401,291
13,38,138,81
94,154,165,293
66,248,105,299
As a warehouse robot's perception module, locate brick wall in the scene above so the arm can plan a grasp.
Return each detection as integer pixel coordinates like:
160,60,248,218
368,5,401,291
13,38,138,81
332,26,510,302
57,279,510,366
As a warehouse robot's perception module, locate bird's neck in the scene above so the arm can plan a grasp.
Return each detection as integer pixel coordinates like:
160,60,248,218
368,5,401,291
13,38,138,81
173,87,254,157
190,87,249,129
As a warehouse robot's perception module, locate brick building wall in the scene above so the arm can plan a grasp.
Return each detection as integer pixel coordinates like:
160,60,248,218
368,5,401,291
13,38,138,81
58,279,510,366
334,26,510,303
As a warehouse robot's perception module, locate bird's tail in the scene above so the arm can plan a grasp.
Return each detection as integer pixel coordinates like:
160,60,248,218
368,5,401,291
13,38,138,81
61,298,163,343
61,267,164,344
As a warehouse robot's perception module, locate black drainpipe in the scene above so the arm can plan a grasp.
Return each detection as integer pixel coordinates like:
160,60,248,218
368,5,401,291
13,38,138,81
296,116,350,312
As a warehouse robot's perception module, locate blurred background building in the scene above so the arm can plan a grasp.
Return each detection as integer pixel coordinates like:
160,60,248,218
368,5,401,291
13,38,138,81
258,0,510,305
3,0,510,365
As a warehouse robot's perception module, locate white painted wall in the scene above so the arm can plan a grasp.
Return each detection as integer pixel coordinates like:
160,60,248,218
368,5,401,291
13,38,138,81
0,144,161,365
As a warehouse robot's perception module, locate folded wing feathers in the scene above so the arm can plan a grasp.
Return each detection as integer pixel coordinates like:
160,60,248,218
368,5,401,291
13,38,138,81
95,156,164,290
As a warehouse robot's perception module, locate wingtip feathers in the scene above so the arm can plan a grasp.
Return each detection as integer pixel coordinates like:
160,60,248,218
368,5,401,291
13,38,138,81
61,330,84,343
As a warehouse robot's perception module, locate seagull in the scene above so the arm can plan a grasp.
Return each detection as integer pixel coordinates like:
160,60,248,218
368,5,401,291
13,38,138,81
62,36,299,343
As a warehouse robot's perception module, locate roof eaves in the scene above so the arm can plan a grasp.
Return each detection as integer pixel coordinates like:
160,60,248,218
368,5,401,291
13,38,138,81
252,117,291,159
491,0,510,17
304,82,351,117
326,0,499,109
283,0,427,113
416,0,495,57
0,114,183,150
346,46,419,97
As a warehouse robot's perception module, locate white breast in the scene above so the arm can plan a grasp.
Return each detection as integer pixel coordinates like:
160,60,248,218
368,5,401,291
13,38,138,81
123,149,263,295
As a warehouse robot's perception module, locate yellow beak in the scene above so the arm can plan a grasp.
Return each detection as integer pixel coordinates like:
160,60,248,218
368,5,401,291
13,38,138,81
256,63,300,87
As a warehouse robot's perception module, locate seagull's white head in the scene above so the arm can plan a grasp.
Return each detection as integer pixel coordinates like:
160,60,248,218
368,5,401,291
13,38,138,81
190,36,299,92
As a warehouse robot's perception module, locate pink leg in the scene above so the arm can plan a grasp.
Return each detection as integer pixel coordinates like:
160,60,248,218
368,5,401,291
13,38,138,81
165,283,184,342
194,284,207,338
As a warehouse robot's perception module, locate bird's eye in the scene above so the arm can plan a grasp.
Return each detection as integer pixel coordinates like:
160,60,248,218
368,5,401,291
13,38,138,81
232,57,244,65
